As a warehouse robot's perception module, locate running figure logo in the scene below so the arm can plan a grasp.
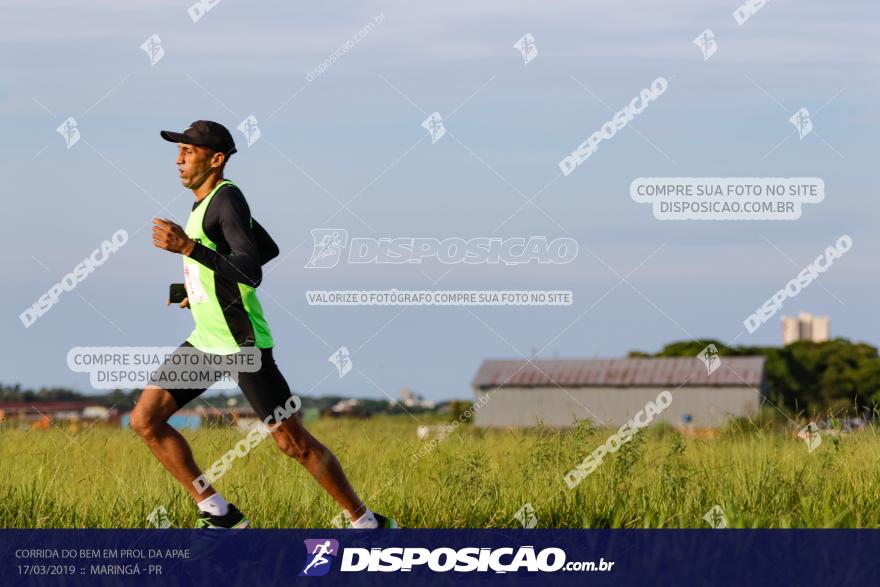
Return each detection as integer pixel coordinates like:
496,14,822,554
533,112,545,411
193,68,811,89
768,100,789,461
146,505,172,528
789,107,813,139
697,344,722,375
299,539,339,576
421,112,446,144
56,117,80,149
513,33,538,65
798,422,822,452
140,34,165,66
514,502,538,528
306,229,349,268
692,29,717,61
237,115,262,147
328,347,352,378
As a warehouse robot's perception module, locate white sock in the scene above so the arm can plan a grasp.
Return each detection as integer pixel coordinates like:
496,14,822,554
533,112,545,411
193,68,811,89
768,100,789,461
351,508,378,529
197,493,229,516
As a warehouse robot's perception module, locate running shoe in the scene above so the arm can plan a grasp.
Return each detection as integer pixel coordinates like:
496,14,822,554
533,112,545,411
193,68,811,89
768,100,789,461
195,504,250,529
373,513,399,529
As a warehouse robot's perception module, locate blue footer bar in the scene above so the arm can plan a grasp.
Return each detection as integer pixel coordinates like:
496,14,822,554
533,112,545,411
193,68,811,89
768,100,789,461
1,529,875,586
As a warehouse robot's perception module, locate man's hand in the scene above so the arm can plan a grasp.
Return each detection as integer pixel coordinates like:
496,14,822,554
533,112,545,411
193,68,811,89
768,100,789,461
166,297,190,309
152,218,195,255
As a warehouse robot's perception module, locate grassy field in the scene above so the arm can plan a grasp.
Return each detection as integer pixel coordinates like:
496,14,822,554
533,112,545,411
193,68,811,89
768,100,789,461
1,415,879,528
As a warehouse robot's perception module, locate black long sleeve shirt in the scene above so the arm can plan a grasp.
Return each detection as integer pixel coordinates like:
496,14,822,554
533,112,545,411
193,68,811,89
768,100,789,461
187,183,277,287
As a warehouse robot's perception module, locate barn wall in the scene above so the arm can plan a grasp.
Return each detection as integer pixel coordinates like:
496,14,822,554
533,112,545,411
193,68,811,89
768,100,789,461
472,386,761,428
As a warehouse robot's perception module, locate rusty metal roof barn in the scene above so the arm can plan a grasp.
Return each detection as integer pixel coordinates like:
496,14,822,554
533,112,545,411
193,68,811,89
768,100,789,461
472,357,765,389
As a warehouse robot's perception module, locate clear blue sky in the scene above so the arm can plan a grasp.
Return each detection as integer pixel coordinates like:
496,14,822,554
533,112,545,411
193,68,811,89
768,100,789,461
2,1,877,401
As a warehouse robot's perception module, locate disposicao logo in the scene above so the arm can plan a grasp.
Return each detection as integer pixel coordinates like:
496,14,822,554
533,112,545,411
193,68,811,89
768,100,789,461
299,541,608,575
300,539,339,576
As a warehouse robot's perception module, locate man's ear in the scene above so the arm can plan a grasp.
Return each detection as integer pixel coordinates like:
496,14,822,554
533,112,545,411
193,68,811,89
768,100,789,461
211,151,226,169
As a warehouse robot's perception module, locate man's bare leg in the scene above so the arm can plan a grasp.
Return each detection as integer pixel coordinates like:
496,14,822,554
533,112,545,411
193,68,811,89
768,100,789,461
271,417,367,521
130,386,216,502
133,387,381,524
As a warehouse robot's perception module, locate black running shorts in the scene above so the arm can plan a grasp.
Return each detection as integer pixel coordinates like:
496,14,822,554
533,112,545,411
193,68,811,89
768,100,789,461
154,341,296,422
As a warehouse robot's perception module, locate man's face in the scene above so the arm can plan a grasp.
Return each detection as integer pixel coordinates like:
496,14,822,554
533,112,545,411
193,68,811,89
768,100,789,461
176,143,219,189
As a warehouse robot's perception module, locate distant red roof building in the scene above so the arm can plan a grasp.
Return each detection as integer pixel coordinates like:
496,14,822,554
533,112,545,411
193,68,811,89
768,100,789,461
472,357,765,389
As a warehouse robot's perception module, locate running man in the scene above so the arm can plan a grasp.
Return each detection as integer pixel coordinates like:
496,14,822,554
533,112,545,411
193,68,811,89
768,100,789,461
303,541,335,575
131,120,397,530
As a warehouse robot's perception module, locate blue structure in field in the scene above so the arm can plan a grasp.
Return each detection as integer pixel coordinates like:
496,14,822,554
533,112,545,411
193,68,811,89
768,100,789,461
120,413,201,430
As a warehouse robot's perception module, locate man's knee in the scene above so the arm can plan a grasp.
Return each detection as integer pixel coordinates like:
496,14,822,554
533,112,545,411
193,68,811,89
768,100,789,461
273,429,315,463
130,387,173,440
130,408,159,440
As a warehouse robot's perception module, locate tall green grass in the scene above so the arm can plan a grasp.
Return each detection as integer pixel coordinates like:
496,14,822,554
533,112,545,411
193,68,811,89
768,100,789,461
1,416,877,528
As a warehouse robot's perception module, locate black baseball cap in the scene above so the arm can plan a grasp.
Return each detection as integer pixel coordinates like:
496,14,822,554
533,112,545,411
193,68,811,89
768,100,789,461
160,120,237,156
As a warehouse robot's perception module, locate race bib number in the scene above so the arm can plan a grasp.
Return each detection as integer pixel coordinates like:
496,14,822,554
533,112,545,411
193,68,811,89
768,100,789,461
183,264,209,304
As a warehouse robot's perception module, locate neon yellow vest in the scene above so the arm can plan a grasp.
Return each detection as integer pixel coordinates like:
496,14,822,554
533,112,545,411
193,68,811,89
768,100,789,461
182,179,274,354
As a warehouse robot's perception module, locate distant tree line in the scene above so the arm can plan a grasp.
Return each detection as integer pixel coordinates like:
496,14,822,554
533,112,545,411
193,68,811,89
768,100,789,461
0,386,449,415
6,337,878,416
629,338,880,414
0,385,141,409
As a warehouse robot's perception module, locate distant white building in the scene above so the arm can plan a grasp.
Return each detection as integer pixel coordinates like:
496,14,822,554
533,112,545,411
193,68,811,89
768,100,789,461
472,357,765,428
332,398,362,413
393,387,435,409
782,312,830,345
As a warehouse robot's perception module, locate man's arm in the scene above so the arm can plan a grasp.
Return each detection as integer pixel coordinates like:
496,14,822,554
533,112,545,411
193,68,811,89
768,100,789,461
252,218,280,265
187,187,263,287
